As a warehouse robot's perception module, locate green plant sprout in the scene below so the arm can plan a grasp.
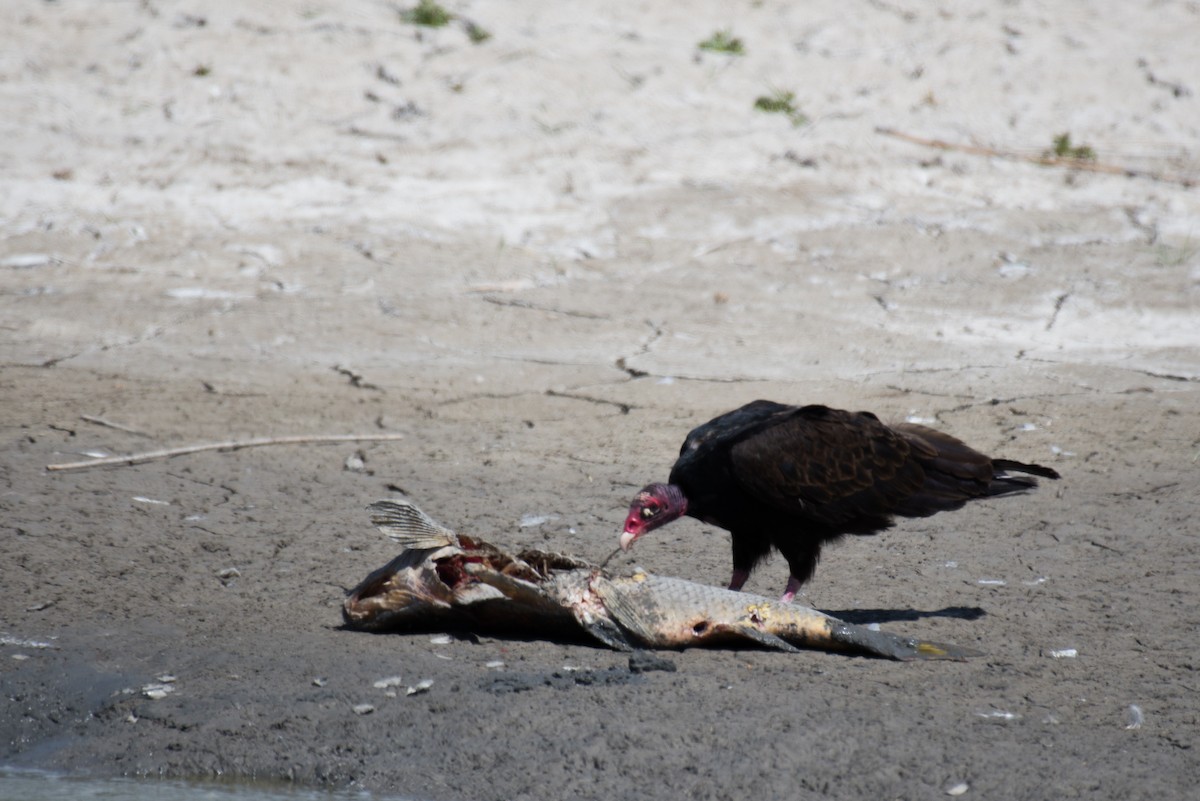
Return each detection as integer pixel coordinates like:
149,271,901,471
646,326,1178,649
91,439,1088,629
699,30,744,55
1048,132,1097,161
754,89,808,126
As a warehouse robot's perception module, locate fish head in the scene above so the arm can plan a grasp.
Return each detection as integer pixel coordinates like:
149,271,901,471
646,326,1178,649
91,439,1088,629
621,483,688,550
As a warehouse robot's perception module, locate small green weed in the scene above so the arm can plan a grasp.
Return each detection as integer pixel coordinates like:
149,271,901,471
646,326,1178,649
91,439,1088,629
1153,237,1198,267
401,0,453,28
699,30,744,55
464,20,491,43
1047,132,1096,161
754,89,807,126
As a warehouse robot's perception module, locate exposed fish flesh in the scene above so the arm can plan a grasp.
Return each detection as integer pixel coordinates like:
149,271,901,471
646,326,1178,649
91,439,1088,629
343,500,981,660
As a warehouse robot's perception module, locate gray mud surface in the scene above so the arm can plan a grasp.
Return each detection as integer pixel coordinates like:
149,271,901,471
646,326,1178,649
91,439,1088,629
3,2,1199,799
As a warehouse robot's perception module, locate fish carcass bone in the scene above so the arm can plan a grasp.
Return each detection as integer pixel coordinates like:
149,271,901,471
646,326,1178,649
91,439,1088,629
343,500,980,661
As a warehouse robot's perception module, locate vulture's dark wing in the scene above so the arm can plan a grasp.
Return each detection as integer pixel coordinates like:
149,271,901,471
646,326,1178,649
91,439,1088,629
676,400,792,459
885,423,999,515
726,406,934,526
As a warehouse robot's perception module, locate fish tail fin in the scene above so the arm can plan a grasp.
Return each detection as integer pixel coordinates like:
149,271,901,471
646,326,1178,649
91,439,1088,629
829,621,983,661
369,499,459,550
891,637,984,661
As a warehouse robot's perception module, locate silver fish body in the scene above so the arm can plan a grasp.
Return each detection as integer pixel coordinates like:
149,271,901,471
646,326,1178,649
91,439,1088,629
344,500,980,661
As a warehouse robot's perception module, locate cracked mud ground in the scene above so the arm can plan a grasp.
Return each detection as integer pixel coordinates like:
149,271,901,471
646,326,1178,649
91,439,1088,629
2,3,1199,800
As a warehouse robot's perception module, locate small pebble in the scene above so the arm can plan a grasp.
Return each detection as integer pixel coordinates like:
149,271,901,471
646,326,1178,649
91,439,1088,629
945,780,969,796
217,567,241,580
312,677,328,687
485,660,505,669
406,679,433,696
1125,704,1144,730
429,634,452,645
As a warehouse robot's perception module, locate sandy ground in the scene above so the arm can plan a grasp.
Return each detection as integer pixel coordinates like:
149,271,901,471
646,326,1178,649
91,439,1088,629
3,1,1200,799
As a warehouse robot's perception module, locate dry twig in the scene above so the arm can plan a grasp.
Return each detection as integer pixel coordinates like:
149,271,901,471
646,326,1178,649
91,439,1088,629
80,414,152,437
46,434,406,472
876,126,1195,187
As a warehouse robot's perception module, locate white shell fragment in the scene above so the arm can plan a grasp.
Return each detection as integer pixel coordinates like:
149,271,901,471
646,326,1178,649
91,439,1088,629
142,683,175,700
429,634,453,645
518,513,559,528
1125,704,1144,730
976,710,1018,721
977,578,1007,586
165,287,249,300
485,660,505,669
373,675,404,689
132,496,169,505
406,679,433,696
0,636,56,649
1,253,54,269
1045,648,1078,659
312,677,328,687
352,703,375,715
945,781,970,796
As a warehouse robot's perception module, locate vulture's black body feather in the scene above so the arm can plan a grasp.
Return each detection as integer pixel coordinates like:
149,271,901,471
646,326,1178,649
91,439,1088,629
625,401,1060,596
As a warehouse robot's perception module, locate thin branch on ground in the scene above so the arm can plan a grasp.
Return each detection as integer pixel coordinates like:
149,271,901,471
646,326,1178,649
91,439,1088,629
46,434,406,472
80,414,153,437
876,127,1196,187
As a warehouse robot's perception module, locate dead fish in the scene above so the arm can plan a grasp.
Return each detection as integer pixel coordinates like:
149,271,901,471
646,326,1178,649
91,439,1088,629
343,500,981,661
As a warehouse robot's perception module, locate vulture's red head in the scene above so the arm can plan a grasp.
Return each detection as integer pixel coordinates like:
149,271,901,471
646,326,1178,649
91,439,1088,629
621,483,688,551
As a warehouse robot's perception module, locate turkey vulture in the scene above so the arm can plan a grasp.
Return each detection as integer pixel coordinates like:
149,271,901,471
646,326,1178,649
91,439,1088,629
621,401,1060,602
